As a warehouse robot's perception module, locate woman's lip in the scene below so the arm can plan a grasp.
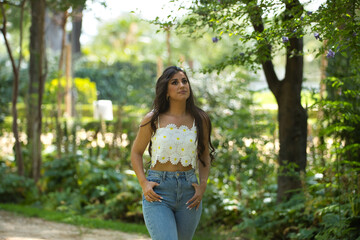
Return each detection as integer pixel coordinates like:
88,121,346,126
179,91,187,94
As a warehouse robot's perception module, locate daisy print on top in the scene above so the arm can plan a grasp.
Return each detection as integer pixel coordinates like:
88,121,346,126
151,120,197,168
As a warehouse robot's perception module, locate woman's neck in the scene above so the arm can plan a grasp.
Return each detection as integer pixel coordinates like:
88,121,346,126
167,101,187,117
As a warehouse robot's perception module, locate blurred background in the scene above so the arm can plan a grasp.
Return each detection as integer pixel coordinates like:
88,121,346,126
0,0,359,239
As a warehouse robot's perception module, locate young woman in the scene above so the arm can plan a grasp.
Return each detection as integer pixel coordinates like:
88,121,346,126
131,66,215,240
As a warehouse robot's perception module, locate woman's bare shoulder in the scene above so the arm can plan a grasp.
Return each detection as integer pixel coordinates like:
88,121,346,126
139,111,155,127
144,111,154,120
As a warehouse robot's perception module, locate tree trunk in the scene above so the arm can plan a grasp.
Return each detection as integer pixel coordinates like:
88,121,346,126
65,44,72,117
55,11,68,158
71,7,83,58
157,56,163,78
248,0,307,202
318,42,328,168
28,0,46,182
276,46,307,202
276,1,307,202
71,6,83,117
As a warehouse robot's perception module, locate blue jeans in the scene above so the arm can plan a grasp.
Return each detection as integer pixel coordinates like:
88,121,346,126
142,169,202,240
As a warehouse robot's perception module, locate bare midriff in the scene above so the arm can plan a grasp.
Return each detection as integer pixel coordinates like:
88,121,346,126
151,161,193,172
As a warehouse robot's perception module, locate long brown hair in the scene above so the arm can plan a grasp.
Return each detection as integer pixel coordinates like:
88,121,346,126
143,66,215,166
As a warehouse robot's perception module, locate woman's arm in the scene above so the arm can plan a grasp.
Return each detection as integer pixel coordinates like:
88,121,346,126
131,112,162,202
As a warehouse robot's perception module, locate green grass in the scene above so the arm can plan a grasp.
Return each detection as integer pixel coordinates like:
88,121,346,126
0,203,226,240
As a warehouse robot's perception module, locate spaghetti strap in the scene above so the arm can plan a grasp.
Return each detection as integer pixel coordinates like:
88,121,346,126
157,116,160,128
192,119,195,127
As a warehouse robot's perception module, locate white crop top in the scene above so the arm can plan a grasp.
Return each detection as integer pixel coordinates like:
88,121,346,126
151,119,197,168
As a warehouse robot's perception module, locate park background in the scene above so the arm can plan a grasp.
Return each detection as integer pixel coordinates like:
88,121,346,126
0,0,359,239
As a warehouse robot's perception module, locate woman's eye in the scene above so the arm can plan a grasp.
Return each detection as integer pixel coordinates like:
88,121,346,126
171,81,178,85
182,79,188,84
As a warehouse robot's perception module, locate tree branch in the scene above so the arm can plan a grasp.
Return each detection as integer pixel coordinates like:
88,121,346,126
245,0,281,98
0,2,17,76
17,0,26,70
284,0,304,89
1,0,26,176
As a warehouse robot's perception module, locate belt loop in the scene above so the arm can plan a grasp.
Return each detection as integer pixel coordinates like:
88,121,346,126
162,171,166,181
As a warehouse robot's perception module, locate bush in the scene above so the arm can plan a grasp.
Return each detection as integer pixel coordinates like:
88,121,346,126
0,162,38,204
40,153,143,222
75,60,156,106
233,169,360,240
43,77,97,105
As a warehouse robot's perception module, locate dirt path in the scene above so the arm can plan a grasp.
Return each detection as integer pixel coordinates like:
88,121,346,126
0,210,150,240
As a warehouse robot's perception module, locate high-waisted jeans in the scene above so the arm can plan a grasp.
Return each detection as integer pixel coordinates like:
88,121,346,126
142,169,202,240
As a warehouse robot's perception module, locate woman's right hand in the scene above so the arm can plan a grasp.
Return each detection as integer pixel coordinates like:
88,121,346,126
141,180,163,202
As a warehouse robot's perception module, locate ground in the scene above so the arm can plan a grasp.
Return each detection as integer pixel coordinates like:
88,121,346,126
0,210,150,240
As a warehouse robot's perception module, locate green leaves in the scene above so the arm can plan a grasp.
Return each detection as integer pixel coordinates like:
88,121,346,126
0,163,37,203
309,0,360,64
39,152,144,221
75,61,156,106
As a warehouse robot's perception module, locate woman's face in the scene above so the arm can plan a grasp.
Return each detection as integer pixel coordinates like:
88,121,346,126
167,71,190,102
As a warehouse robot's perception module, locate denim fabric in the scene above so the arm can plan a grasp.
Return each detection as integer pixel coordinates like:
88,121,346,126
142,169,202,240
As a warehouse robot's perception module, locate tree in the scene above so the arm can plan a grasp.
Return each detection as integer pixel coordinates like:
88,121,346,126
71,6,83,57
164,0,309,202
45,0,86,117
44,0,86,158
1,0,100,180
0,0,27,176
27,0,46,182
158,0,358,202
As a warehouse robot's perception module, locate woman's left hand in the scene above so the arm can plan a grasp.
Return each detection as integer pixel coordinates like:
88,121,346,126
186,183,206,210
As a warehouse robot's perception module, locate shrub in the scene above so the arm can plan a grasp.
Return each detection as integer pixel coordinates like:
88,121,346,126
40,153,143,222
0,162,38,204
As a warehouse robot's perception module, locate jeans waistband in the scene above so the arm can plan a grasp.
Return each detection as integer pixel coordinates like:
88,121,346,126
147,169,195,181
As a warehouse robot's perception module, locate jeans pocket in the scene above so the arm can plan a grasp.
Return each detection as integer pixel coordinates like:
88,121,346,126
146,176,162,185
188,174,198,185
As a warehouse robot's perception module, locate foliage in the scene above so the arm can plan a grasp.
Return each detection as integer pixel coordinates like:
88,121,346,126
39,152,144,222
0,2,359,239
233,168,360,240
46,0,87,12
320,50,360,163
0,58,12,127
75,60,157,107
86,13,160,63
186,68,279,234
305,46,360,239
0,1,31,61
227,36,360,240
86,13,239,71
43,77,97,104
221,18,360,240
309,0,360,65
0,161,38,204
161,0,359,72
